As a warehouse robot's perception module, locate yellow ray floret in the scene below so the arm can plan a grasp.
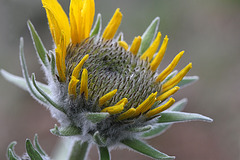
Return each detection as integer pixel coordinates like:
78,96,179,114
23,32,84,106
102,8,122,40
129,36,142,56
72,54,89,78
99,89,118,106
80,68,88,99
115,98,128,106
150,35,169,71
157,86,179,101
145,98,175,118
42,0,70,47
68,76,80,97
69,0,95,43
162,63,192,93
101,103,124,115
156,51,184,83
133,92,157,117
118,108,136,120
141,32,161,61
55,45,66,81
118,41,129,50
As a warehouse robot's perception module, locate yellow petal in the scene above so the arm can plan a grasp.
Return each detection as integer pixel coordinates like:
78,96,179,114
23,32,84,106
72,54,89,78
42,0,70,46
157,86,179,101
70,0,95,43
150,35,169,71
118,41,129,50
118,108,136,120
101,103,124,115
99,89,118,106
162,63,192,93
156,51,184,83
140,32,161,61
80,68,88,99
129,36,142,56
145,98,175,118
55,45,66,81
68,76,80,97
115,98,128,106
102,8,122,40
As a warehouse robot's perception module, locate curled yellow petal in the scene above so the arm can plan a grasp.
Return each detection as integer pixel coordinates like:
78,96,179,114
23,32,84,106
118,41,129,50
80,68,88,99
115,98,128,106
55,45,66,81
70,0,95,43
157,86,179,101
42,0,70,46
118,108,136,120
140,32,161,61
150,35,169,71
99,89,118,106
68,76,80,97
72,54,89,78
156,51,184,83
101,103,124,115
145,98,175,118
102,8,122,40
162,63,192,93
130,36,142,56
133,92,157,117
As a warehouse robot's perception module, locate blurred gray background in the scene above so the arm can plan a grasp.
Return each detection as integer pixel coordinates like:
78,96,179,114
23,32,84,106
0,0,240,159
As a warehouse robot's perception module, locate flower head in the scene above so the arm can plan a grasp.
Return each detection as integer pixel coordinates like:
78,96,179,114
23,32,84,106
2,0,212,159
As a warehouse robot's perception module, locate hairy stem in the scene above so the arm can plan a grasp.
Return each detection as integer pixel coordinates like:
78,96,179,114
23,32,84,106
69,141,90,160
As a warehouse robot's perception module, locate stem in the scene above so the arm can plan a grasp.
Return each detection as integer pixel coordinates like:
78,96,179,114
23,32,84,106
69,141,90,160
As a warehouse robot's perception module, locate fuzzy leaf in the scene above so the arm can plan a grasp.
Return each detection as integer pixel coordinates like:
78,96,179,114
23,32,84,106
69,141,89,160
19,37,48,104
51,124,81,136
122,139,175,159
1,69,51,94
31,74,65,113
49,51,56,77
169,98,188,111
26,139,43,160
129,125,152,133
7,142,20,160
138,17,160,55
99,146,110,160
86,112,110,123
161,70,178,84
158,111,213,123
34,134,46,156
177,76,199,88
90,13,102,38
27,20,48,66
93,131,106,146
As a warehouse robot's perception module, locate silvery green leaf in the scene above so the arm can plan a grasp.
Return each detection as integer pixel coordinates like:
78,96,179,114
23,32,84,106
7,141,20,160
122,138,175,160
158,111,213,123
85,112,110,123
98,146,110,160
129,125,152,133
27,20,48,67
161,70,178,84
31,73,65,113
49,51,56,77
69,141,89,160
177,76,199,88
34,134,46,156
138,17,160,55
169,98,188,111
0,69,51,94
117,32,124,41
90,13,102,38
26,139,43,160
93,131,106,146
19,37,48,104
51,124,82,136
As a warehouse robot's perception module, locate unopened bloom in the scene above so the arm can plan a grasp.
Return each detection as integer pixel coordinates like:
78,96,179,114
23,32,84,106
2,0,212,159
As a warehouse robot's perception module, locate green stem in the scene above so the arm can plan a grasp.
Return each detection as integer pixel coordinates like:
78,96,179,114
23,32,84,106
69,141,90,160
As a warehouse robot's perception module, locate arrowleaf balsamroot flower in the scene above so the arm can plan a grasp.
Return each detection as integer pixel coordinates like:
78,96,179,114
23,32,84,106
2,0,213,159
